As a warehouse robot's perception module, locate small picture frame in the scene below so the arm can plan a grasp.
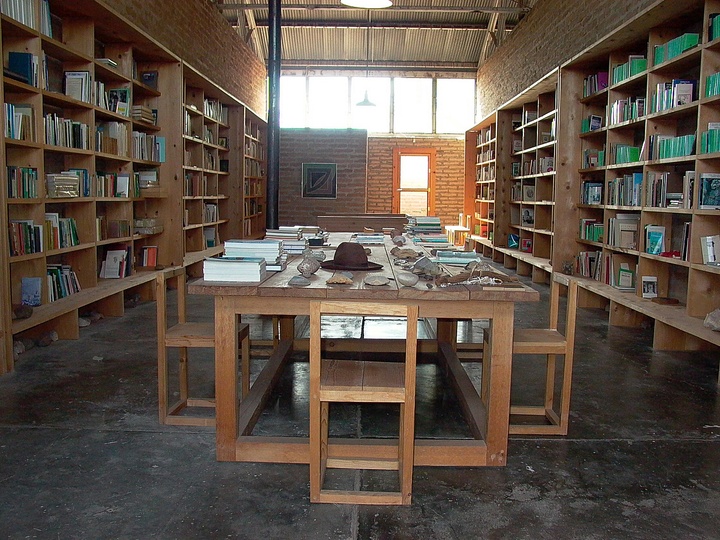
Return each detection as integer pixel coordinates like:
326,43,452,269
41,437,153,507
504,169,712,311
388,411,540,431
520,238,532,252
641,275,658,299
302,163,337,199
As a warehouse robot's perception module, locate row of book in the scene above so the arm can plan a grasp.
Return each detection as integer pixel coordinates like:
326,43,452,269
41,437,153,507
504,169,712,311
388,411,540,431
607,172,643,207
608,96,644,125
4,102,34,141
611,55,646,85
579,219,603,243
583,71,609,98
580,115,602,133
705,71,720,98
610,143,641,165
203,99,229,124
6,165,38,199
8,214,79,256
648,80,697,114
45,113,89,149
132,132,166,162
47,264,81,302
647,133,695,160
653,32,699,66
96,121,128,156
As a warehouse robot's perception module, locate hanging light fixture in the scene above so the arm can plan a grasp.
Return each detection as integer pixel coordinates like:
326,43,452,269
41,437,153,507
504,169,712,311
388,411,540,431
356,9,376,107
341,0,392,8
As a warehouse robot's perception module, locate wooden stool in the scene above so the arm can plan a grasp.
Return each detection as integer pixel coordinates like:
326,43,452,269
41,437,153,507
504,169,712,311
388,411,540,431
156,267,250,427
309,301,419,505
508,278,578,435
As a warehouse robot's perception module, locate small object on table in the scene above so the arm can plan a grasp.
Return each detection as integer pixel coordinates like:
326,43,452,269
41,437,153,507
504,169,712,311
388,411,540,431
288,275,312,287
363,275,390,286
397,272,419,287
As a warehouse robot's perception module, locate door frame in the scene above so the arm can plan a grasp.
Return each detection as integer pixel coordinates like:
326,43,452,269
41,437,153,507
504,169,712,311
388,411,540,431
391,147,437,215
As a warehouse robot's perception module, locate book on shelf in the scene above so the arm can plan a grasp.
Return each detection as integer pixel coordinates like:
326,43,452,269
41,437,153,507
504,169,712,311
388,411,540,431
680,221,691,262
140,71,158,89
96,58,118,68
608,213,640,249
107,88,130,116
46,264,81,301
698,173,720,209
700,235,720,266
4,103,35,141
609,257,636,290
8,51,39,87
139,246,158,267
64,71,91,103
21,277,42,307
641,275,658,299
645,225,666,255
99,248,129,279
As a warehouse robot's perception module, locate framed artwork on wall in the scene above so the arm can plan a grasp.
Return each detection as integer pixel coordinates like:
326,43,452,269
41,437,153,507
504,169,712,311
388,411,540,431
302,163,337,198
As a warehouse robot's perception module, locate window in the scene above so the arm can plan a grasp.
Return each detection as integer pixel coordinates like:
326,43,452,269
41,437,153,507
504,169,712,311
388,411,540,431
308,76,348,128
393,78,433,134
279,75,474,134
436,79,476,133
350,77,391,133
279,76,306,128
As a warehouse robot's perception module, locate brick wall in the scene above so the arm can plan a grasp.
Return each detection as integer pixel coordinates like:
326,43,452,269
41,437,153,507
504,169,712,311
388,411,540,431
367,137,465,229
103,0,266,115
278,129,368,226
476,0,658,115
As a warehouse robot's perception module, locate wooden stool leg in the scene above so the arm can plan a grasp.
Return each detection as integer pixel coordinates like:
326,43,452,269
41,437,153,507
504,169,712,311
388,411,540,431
178,347,189,402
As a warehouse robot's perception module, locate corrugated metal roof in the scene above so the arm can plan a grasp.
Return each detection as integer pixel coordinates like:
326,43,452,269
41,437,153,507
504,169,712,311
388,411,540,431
217,0,537,73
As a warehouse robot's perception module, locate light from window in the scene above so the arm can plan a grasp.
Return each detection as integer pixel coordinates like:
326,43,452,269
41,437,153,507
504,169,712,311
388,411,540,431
350,77,391,133
394,78,432,133
436,79,476,133
279,76,306,128
308,77,349,128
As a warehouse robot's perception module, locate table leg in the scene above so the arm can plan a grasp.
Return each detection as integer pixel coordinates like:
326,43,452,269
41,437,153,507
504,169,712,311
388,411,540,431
278,315,295,342
484,302,513,466
215,295,239,461
436,318,457,348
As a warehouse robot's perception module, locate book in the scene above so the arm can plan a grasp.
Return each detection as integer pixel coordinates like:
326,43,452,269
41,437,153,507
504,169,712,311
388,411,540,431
100,249,128,279
21,277,42,306
699,173,720,209
700,234,720,265
645,225,666,255
641,276,658,299
8,51,38,87
140,70,158,89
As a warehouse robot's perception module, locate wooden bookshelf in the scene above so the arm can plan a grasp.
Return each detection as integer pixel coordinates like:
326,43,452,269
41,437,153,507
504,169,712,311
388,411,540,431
465,0,720,351
464,70,559,284
0,0,267,374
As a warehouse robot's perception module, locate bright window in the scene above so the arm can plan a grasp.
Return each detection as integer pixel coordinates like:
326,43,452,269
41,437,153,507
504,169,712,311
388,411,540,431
350,77,391,133
279,76,306,128
436,79,476,133
278,75,474,134
308,77,349,128
393,78,432,133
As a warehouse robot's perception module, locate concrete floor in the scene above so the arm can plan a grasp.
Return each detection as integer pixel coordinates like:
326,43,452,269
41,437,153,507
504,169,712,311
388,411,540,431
1,267,719,539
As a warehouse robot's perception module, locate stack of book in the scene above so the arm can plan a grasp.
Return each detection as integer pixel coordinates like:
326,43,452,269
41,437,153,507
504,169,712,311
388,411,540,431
433,250,480,266
354,233,385,244
224,239,283,264
203,256,267,282
131,105,156,124
406,216,442,235
282,239,308,255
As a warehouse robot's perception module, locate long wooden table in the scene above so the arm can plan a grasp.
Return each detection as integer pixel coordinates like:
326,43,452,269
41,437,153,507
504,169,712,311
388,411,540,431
188,235,539,467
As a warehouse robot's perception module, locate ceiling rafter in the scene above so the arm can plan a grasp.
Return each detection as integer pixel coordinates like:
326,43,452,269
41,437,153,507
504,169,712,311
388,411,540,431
216,3,530,15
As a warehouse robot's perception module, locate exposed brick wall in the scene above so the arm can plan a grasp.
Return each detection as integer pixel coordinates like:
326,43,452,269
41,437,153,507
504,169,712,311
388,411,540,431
278,129,368,226
102,0,266,116
367,137,465,229
476,0,658,115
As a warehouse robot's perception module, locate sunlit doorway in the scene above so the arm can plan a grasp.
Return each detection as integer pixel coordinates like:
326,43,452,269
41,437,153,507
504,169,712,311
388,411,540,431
392,148,436,216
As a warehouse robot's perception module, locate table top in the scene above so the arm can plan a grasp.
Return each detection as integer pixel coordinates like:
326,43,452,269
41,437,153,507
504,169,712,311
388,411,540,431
189,234,539,303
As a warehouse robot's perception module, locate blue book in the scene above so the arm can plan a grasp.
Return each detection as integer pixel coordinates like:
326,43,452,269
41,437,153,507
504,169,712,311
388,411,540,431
8,52,35,86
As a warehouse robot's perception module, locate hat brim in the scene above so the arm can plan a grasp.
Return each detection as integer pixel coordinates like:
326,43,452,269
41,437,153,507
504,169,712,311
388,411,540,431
320,260,383,271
